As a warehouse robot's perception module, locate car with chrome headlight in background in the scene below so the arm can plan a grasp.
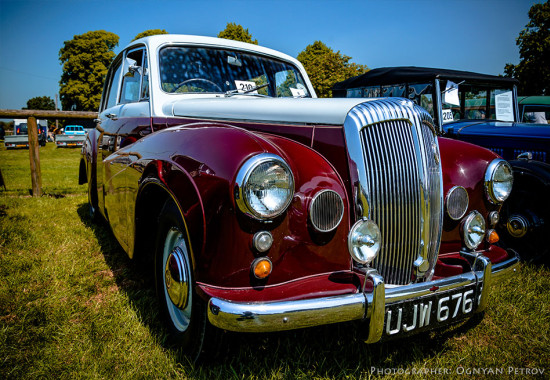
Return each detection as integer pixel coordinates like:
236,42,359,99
333,67,550,264
79,35,519,361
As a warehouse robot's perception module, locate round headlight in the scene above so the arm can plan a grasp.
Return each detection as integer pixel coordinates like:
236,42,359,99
485,159,513,204
462,211,486,250
235,153,294,219
348,218,381,264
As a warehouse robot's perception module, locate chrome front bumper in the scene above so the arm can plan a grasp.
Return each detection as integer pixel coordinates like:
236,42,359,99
207,250,519,343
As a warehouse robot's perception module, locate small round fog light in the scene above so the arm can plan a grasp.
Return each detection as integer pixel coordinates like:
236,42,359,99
253,231,273,253
462,211,486,250
348,218,381,264
252,257,272,279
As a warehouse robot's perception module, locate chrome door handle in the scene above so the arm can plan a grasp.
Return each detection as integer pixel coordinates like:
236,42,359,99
106,113,118,120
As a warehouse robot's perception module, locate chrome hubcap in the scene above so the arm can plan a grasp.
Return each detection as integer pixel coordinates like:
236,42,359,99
162,227,192,332
165,246,189,309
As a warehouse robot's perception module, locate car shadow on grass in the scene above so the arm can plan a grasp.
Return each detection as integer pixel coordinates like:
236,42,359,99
76,202,483,376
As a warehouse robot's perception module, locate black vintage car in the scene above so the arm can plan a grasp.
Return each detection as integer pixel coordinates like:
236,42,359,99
334,67,550,264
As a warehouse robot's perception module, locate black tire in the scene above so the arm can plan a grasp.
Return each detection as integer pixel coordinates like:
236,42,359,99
155,198,213,361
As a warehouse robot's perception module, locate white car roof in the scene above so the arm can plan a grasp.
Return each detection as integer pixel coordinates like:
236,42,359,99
126,34,303,70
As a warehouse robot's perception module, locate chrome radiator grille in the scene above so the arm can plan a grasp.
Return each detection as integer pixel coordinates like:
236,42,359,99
345,99,443,285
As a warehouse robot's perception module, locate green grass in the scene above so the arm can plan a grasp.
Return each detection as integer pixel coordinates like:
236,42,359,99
0,143,84,195
0,143,549,379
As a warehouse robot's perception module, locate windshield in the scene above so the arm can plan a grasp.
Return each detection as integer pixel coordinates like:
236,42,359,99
159,46,311,97
441,82,516,123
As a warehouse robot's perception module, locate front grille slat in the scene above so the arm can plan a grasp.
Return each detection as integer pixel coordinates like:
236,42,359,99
347,100,443,285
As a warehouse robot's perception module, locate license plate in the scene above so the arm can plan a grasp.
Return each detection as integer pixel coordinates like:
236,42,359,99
68,143,76,146
383,285,477,338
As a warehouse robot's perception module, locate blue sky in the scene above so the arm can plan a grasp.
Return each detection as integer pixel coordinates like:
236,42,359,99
0,0,540,110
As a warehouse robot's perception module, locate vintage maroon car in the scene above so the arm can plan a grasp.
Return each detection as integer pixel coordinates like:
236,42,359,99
80,35,519,360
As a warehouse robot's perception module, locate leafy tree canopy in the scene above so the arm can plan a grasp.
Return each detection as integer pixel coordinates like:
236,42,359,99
132,29,168,42
504,1,549,95
23,96,55,110
59,30,119,111
297,41,368,98
217,23,258,44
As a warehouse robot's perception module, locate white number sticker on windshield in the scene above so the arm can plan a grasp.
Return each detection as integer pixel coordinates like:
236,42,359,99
234,80,258,94
290,87,306,97
442,109,454,123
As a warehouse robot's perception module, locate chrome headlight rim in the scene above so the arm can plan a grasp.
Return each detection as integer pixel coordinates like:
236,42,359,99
235,153,294,220
484,158,513,204
462,210,486,250
445,185,469,221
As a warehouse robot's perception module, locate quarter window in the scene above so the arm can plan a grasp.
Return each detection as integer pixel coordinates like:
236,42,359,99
120,48,145,104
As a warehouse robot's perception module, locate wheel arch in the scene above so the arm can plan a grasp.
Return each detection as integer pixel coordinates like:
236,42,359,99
133,164,204,271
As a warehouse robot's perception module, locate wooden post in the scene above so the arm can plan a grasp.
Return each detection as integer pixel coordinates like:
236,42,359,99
27,116,42,197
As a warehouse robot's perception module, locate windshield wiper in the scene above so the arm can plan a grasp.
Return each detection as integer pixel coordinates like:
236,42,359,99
225,82,270,97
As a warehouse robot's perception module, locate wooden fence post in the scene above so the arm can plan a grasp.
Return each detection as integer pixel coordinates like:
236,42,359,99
27,116,42,197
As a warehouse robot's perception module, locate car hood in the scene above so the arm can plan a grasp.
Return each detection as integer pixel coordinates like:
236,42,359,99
443,120,550,139
168,97,385,125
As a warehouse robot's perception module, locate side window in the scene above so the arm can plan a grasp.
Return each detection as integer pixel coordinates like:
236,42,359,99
120,48,144,104
105,61,123,110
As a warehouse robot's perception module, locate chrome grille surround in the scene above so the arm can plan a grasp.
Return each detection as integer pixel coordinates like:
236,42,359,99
309,190,345,232
344,98,444,285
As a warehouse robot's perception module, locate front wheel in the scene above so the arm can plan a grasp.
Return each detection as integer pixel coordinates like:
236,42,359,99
155,198,211,361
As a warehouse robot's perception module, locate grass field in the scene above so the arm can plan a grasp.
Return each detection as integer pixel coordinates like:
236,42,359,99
1,143,549,379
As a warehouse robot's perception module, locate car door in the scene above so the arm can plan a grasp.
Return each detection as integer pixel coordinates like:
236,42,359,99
102,46,151,251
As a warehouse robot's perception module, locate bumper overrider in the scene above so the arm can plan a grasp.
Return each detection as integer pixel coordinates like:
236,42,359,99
207,250,519,343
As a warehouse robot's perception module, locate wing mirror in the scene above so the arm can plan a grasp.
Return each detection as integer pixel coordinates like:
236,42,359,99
124,57,142,77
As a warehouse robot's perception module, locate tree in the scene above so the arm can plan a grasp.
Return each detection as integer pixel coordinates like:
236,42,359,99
59,30,119,111
23,96,55,110
297,41,368,98
132,29,168,42
217,23,258,44
504,1,550,95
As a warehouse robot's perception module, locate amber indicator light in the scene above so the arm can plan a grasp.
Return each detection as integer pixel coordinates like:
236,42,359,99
252,258,272,279
487,229,499,244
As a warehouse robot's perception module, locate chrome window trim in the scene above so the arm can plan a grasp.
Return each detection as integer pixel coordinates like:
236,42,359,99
234,153,294,220
308,189,345,232
484,158,513,204
445,185,469,220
